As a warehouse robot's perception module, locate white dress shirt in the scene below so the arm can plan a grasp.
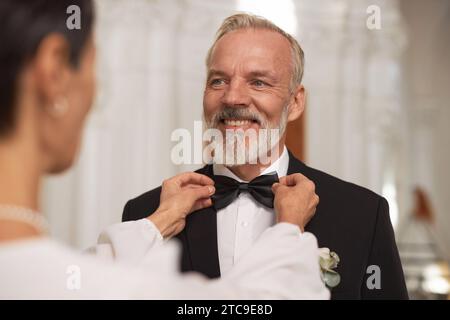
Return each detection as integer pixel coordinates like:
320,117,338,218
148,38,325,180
213,146,290,275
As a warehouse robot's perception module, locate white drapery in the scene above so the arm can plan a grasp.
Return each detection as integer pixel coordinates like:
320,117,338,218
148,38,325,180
42,0,449,256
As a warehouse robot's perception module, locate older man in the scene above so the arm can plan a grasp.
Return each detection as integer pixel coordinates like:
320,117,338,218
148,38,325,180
123,14,408,299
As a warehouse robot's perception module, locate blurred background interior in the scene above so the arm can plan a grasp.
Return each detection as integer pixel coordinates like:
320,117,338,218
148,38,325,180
41,0,450,299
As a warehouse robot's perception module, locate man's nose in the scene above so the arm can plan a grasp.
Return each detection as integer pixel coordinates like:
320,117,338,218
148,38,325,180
221,80,250,107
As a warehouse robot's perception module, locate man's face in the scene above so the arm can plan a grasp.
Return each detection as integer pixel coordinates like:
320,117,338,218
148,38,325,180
203,28,298,164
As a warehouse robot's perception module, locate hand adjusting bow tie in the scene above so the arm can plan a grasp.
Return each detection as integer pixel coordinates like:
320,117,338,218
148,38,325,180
212,172,279,210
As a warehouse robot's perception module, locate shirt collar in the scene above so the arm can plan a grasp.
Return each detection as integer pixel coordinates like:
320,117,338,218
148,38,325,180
212,146,289,182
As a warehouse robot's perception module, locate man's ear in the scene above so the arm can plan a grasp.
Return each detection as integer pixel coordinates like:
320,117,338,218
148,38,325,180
32,34,71,108
287,85,306,122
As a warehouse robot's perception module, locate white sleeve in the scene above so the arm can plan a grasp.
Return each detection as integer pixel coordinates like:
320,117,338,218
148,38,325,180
86,219,164,264
147,223,330,300
87,221,329,299
219,223,330,299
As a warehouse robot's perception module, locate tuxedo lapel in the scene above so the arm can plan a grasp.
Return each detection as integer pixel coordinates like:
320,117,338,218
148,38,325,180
184,165,221,278
286,151,322,237
286,151,307,176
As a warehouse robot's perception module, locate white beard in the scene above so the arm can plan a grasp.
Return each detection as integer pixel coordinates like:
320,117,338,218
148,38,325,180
205,106,289,166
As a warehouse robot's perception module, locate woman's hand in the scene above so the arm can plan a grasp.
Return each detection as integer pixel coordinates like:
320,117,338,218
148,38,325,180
272,173,319,232
148,172,215,239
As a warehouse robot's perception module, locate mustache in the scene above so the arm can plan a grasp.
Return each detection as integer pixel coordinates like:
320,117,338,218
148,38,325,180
210,107,265,126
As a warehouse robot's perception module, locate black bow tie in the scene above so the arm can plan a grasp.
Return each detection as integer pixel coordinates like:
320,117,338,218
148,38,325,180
211,172,279,210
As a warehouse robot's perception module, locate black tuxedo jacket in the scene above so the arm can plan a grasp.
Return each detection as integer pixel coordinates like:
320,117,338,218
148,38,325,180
122,152,408,299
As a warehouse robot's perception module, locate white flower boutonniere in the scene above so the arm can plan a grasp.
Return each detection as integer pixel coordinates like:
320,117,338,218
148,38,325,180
319,248,341,289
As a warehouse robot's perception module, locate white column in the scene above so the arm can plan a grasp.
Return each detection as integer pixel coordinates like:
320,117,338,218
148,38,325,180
296,0,408,228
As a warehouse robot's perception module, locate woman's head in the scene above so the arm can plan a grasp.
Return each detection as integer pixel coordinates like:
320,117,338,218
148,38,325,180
0,0,95,173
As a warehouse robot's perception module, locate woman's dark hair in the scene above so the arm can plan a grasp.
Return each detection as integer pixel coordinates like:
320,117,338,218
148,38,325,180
0,0,94,136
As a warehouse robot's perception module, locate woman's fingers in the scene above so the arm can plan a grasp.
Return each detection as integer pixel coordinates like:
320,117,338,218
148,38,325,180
191,198,213,212
271,182,281,193
278,173,309,187
173,172,215,187
161,172,214,203
179,185,215,212
278,176,287,186
187,185,215,200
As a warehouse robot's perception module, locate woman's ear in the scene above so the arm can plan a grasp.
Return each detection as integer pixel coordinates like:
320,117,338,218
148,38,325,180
32,33,71,112
287,85,306,122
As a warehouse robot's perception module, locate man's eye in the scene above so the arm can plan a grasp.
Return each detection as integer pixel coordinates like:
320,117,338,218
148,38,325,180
210,79,225,86
252,80,267,87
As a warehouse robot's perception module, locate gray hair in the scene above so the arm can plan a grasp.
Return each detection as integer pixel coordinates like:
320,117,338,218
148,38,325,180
206,13,305,90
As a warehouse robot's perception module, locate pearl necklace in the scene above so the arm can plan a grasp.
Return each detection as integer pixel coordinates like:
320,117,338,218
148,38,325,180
0,205,49,234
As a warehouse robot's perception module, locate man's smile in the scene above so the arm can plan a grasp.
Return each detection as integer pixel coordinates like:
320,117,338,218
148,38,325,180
219,118,261,131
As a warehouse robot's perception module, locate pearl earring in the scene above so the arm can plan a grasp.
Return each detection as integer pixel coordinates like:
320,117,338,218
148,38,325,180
51,97,69,117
